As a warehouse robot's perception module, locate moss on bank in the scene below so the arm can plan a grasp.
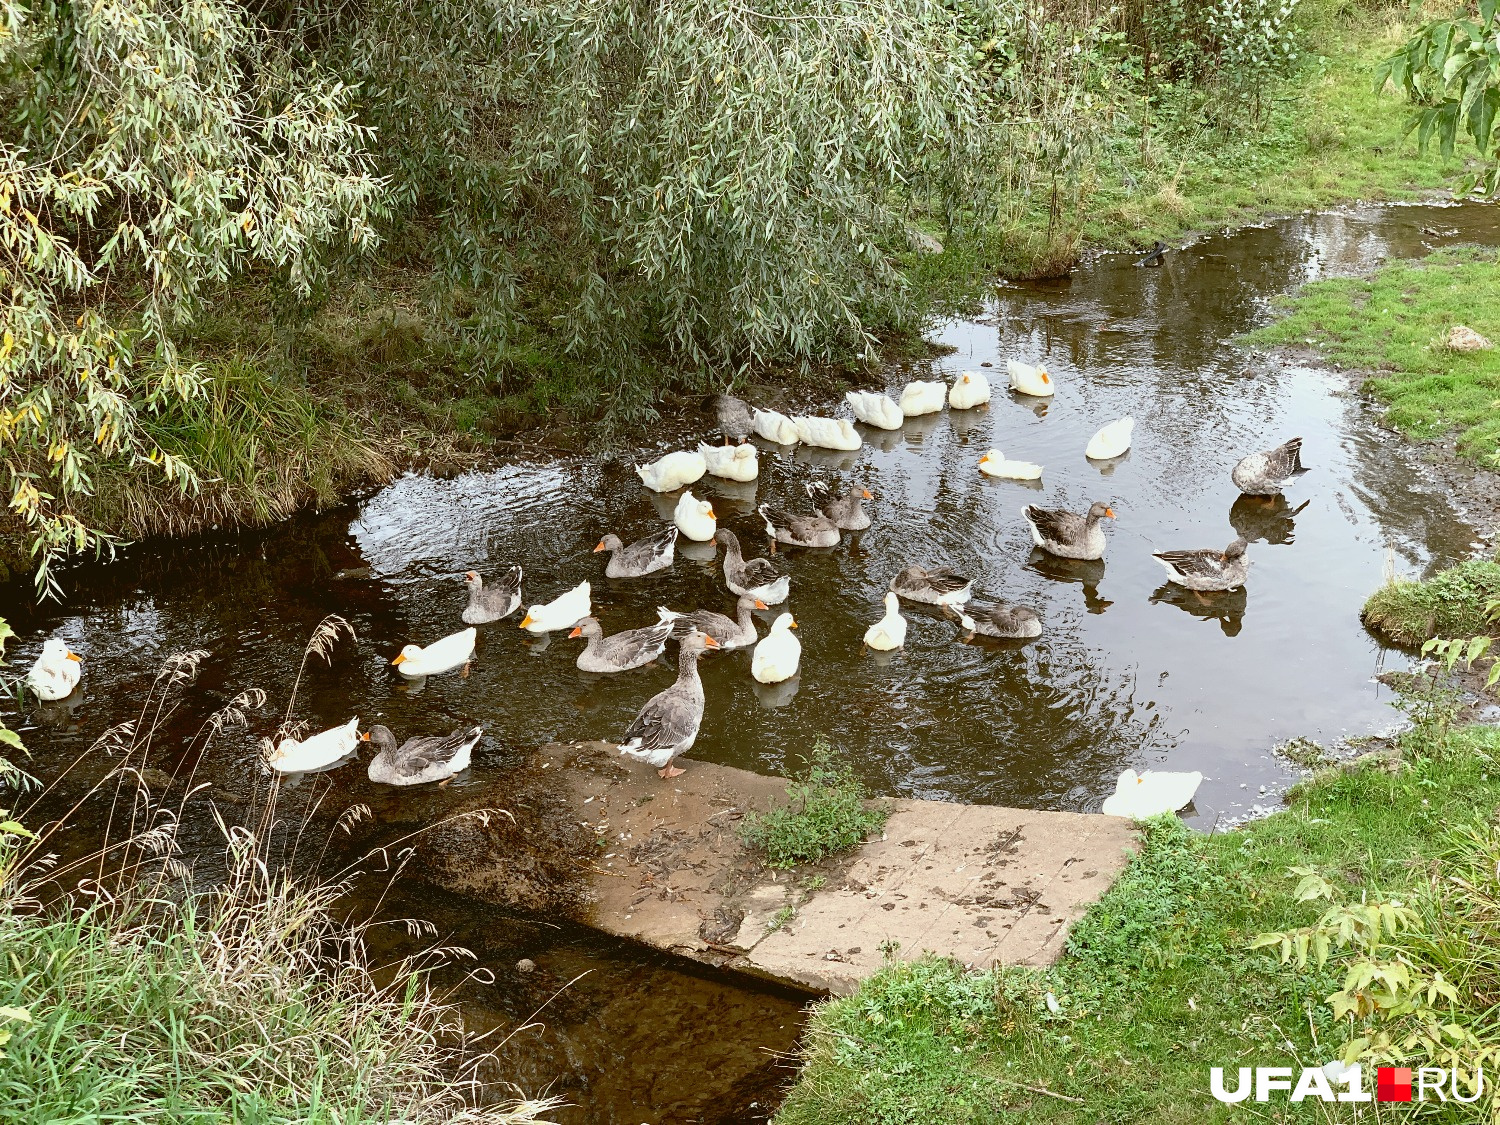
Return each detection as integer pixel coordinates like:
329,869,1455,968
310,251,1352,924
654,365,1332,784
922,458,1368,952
777,717,1500,1124
1245,247,1500,465
1363,558,1500,645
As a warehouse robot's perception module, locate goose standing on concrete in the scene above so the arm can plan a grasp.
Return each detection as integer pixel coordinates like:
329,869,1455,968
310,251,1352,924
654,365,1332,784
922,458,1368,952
595,528,677,578
1232,437,1309,496
1152,538,1250,592
617,630,718,778
806,480,872,531
1024,502,1114,561
462,567,522,624
716,529,790,604
568,616,674,673
365,724,482,786
26,638,82,701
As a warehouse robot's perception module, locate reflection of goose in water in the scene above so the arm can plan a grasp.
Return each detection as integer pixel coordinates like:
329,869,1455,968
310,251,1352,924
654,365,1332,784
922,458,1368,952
752,675,800,710
947,404,987,441
1024,549,1112,613
1229,494,1309,545
859,424,905,453
793,444,860,472
1150,582,1248,637
900,410,943,445
698,475,758,514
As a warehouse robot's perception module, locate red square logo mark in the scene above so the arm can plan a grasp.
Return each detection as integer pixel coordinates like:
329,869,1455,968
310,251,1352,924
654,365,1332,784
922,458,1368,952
1377,1067,1413,1102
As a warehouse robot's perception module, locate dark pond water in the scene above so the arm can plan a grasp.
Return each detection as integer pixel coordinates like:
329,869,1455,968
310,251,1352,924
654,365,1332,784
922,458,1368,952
4,200,1498,1123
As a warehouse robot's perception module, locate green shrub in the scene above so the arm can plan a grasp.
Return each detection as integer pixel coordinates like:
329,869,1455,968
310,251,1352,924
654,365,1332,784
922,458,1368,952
741,739,888,869
1362,559,1500,646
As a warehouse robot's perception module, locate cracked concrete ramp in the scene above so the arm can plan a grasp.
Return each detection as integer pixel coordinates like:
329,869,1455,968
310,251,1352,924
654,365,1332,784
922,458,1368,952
540,741,1139,996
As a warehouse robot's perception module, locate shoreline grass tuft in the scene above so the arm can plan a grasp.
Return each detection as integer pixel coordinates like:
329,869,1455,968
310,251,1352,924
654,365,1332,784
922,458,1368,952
1362,557,1500,646
740,739,889,870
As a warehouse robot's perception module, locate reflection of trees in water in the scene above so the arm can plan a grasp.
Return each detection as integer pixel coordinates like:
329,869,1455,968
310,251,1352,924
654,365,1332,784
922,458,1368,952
1150,582,1248,638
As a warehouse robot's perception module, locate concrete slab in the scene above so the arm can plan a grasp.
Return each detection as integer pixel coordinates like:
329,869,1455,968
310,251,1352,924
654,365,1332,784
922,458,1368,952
539,742,1139,996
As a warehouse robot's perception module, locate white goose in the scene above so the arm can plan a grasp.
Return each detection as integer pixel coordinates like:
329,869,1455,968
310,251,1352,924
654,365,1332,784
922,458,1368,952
1086,417,1135,460
391,628,476,677
26,638,82,701
751,613,801,683
1101,769,1203,819
844,390,905,430
673,491,717,541
698,441,759,482
268,717,360,774
978,449,1042,480
752,408,800,445
898,379,946,417
793,415,862,451
636,450,707,492
864,592,907,651
520,581,592,634
1006,360,1054,397
948,371,991,409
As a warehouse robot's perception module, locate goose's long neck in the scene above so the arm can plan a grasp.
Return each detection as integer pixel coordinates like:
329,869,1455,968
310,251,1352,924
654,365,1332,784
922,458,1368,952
722,536,743,568
676,645,702,684
736,602,756,629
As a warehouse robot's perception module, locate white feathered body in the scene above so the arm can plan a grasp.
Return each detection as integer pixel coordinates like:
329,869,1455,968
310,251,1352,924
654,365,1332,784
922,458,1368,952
522,582,592,633
1086,417,1135,460
948,372,991,409
394,628,476,676
673,491,717,541
27,638,81,701
752,614,802,683
752,408,800,445
1101,769,1203,818
1006,360,1054,397
636,450,707,492
898,380,946,417
979,450,1042,480
863,593,907,651
793,416,862,451
698,441,759,481
269,717,360,774
844,391,905,430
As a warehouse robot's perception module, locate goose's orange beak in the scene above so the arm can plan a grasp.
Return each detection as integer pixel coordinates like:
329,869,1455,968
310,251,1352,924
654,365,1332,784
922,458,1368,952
979,454,991,465
754,599,767,609
519,614,534,629
568,625,583,638
862,489,872,499
1105,507,1116,519
391,653,407,666
703,635,720,648
593,540,607,552
706,505,716,519
962,373,971,383
465,570,477,580
788,618,799,629
360,731,371,741
65,651,81,662
1040,370,1050,384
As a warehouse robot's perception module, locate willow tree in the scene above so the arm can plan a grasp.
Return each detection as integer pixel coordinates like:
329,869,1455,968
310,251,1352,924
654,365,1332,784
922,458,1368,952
325,0,1001,420
0,0,384,594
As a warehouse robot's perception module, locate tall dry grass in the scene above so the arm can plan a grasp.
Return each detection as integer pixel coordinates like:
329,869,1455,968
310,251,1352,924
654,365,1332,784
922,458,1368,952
0,618,561,1124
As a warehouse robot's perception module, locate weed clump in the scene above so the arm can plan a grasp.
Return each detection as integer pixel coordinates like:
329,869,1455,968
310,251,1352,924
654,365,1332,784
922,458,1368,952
1362,559,1500,646
740,739,888,869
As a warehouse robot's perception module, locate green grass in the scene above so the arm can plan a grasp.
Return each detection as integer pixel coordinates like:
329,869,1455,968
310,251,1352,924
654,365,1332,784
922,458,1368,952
1362,558,1500,646
777,714,1500,1124
1245,247,1500,464
740,739,890,869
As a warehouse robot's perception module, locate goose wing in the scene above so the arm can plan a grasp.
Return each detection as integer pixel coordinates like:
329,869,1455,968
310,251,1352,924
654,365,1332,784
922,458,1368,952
923,566,973,596
740,554,782,587
1152,547,1229,580
395,727,481,774
1025,505,1084,544
603,618,674,663
1263,437,1305,479
620,685,697,754
625,526,678,564
805,480,835,513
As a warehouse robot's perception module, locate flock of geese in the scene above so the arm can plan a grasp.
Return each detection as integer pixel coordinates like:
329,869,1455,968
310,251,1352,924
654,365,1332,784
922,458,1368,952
22,361,1311,816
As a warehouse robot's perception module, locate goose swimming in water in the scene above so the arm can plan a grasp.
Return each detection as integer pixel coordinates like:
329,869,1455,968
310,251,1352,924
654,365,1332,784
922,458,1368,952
1024,502,1114,561
26,638,82,701
595,527,677,578
462,567,522,624
716,528,789,604
1152,538,1250,592
365,724,482,786
1232,437,1309,496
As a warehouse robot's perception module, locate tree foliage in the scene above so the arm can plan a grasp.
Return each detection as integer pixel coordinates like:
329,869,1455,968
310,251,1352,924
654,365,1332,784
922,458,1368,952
313,0,1003,421
0,0,385,593
1376,0,1500,197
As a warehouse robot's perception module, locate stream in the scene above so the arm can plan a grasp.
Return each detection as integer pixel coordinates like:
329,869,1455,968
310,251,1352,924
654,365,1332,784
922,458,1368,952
4,200,1497,1123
